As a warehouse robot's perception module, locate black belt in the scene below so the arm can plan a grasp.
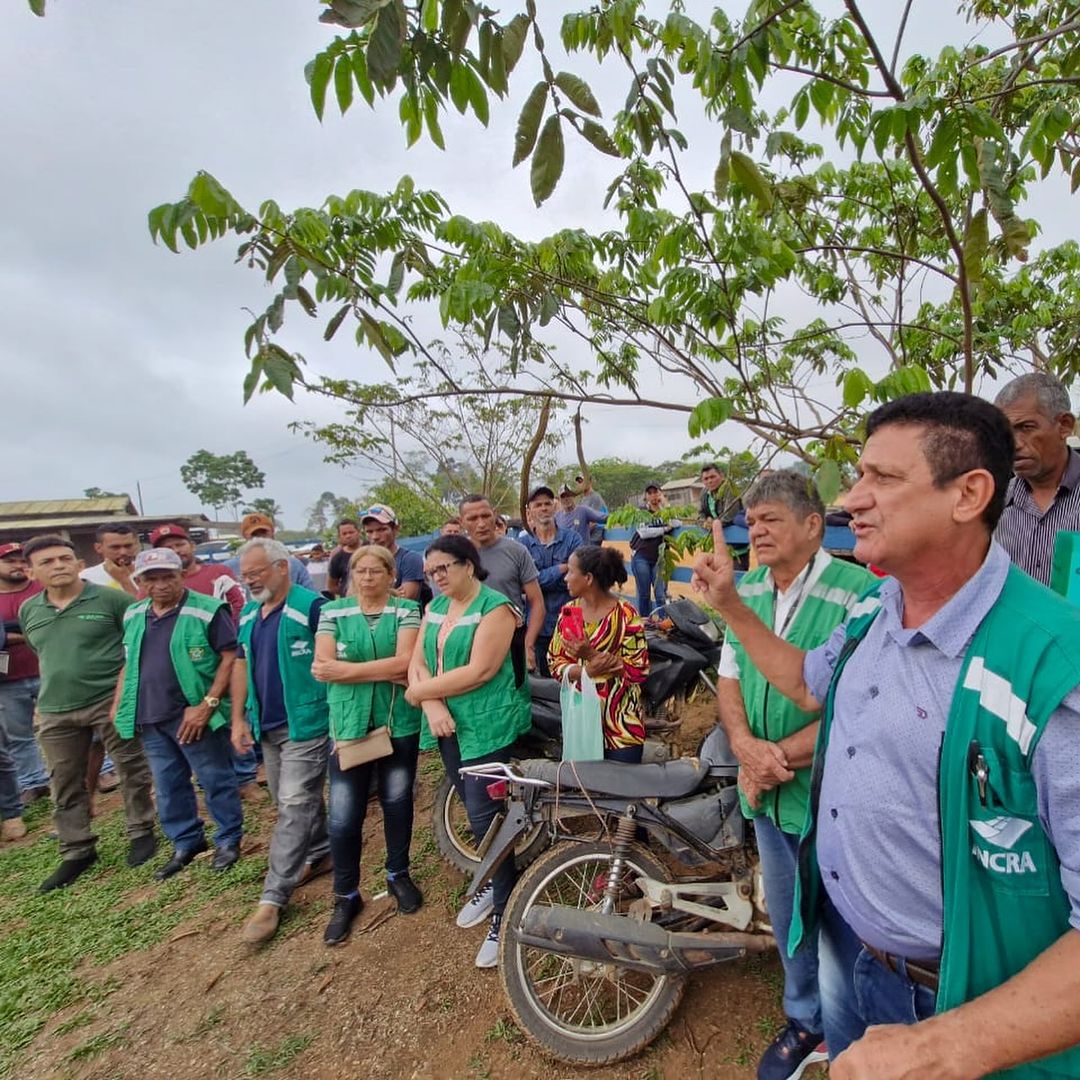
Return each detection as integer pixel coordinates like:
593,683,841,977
862,942,940,993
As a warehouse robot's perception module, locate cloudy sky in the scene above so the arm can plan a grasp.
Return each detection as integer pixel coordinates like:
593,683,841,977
1,3,1069,529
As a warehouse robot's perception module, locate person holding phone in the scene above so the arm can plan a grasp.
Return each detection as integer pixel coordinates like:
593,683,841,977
548,545,649,763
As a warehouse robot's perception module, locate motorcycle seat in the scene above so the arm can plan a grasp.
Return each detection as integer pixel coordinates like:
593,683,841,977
529,675,561,705
519,757,707,799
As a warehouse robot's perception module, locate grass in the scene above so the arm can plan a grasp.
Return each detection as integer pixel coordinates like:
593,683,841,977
243,1033,315,1076
483,1017,524,1046
0,803,266,1079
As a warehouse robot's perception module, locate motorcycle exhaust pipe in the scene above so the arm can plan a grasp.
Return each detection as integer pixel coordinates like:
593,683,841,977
517,905,774,975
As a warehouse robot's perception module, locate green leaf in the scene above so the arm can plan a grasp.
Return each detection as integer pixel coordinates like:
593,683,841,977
262,345,297,400
242,356,264,404
714,130,732,200
554,72,601,117
387,251,405,294
421,0,438,33
578,119,620,157
497,303,521,338
334,54,354,113
687,396,733,438
367,2,404,85
351,48,375,106
29,0,46,15
308,53,333,121
977,141,1030,260
962,208,989,284
502,13,530,74
296,285,317,317
324,303,351,341
814,459,842,505
730,151,773,212
513,81,548,167
530,114,564,206
842,368,874,408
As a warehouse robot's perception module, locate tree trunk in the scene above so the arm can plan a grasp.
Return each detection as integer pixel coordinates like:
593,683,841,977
573,407,589,486
519,396,552,523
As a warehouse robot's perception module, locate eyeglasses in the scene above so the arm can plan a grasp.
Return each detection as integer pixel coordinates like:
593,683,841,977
425,560,462,581
239,565,273,583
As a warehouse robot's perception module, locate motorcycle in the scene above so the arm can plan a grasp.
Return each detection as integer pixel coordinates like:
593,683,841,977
430,598,723,875
455,725,771,1066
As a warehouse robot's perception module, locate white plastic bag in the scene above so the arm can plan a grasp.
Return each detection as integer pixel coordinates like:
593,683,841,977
560,669,604,762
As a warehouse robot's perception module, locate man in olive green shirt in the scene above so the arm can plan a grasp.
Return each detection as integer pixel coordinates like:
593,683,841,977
19,535,156,892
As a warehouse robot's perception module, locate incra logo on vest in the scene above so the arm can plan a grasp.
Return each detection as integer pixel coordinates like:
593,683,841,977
290,640,312,657
970,817,1037,874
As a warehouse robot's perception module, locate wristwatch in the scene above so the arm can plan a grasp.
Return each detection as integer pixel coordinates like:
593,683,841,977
202,695,221,709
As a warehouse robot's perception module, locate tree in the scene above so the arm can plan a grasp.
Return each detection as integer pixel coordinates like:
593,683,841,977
361,478,446,536
147,2,1080,501
82,487,123,500
305,490,359,534
180,449,265,520
244,496,283,525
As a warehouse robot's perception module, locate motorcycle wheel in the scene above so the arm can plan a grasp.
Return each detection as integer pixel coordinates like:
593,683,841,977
431,774,549,875
499,839,686,1065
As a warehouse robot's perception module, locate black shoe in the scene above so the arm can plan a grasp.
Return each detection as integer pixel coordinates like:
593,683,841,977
153,839,208,881
40,852,98,893
211,845,240,871
388,872,423,914
323,894,363,946
126,833,158,868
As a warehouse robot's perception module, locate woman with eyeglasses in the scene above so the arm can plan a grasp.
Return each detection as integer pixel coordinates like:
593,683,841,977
312,544,423,946
548,544,649,763
405,534,530,969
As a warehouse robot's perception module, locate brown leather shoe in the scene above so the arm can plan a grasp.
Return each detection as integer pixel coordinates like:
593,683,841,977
241,903,281,944
296,855,332,887
1,817,28,842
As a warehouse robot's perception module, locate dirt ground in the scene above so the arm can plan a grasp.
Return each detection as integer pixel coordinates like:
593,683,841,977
14,697,827,1080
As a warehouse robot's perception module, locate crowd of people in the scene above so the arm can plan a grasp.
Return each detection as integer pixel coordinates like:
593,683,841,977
3,371,1080,1074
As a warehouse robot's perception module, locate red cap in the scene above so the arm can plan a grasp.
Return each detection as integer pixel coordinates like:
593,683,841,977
149,524,189,547
0,543,23,559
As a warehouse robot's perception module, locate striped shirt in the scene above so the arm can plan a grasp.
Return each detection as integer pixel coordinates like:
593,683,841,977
994,449,1080,585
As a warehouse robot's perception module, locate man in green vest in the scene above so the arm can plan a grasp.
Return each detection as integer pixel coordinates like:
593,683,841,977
693,392,1080,1080
230,538,329,945
111,548,243,880
717,470,875,1080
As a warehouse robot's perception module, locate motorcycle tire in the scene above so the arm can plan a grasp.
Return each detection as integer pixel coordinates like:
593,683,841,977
499,838,687,1066
431,774,550,876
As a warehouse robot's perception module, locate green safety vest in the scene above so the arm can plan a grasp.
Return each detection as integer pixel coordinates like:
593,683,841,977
319,597,422,739
114,589,231,739
725,555,877,833
236,585,328,741
790,566,1080,1079
420,584,531,760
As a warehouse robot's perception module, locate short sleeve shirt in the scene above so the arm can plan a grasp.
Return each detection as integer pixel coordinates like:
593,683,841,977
477,537,539,611
20,583,133,712
394,547,425,590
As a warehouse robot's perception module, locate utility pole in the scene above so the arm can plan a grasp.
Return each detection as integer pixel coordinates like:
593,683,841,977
135,481,145,515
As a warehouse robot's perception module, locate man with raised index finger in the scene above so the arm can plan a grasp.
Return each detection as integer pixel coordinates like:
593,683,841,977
693,392,1080,1080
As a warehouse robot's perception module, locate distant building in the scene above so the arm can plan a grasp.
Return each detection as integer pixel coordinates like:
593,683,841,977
0,497,210,564
660,477,705,509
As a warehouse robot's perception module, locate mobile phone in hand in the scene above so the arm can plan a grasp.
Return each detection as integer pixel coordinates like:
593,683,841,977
562,605,586,641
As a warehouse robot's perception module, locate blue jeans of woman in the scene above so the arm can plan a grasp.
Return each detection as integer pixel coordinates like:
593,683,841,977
328,731,419,896
439,737,517,914
818,896,937,1059
630,555,666,617
604,743,644,764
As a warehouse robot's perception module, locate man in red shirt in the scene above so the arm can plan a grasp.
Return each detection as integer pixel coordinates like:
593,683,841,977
145,525,245,622
0,543,49,802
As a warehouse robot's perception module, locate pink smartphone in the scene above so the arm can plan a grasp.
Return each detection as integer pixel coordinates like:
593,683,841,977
562,605,586,641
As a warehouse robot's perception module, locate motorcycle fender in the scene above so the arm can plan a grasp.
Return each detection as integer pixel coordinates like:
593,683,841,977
466,798,530,899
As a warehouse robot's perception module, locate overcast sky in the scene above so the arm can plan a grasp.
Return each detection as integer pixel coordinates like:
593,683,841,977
2,3,1070,529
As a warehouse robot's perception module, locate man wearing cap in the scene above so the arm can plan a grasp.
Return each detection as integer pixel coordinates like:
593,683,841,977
520,486,582,677
575,474,609,543
230,537,329,944
111,548,243,880
326,519,362,598
629,483,677,618
0,543,50,803
147,524,246,622
360,505,425,601
555,486,608,546
225,514,314,591
19,535,156,892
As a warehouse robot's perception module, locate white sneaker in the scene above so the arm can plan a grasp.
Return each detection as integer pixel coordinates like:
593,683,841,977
474,914,501,969
456,882,495,928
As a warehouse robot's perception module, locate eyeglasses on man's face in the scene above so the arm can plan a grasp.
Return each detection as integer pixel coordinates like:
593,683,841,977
424,559,462,581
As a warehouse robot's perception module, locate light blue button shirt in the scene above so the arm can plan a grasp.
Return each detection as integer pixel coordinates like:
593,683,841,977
805,542,1080,960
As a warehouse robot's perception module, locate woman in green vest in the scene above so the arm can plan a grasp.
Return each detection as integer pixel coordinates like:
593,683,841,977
406,534,531,969
312,545,423,946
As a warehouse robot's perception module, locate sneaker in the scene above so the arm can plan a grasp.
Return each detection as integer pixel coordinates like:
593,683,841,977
757,1021,827,1080
456,882,494,928
475,913,502,969
323,894,363,946
387,872,423,914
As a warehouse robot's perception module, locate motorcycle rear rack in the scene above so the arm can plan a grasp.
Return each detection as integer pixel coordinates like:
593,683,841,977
457,762,553,789
636,877,753,931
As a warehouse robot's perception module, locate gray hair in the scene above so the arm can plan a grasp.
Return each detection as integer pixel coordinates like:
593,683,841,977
745,469,825,536
238,537,290,565
995,372,1073,419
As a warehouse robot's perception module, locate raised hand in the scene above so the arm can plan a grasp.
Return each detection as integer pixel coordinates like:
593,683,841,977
691,519,739,612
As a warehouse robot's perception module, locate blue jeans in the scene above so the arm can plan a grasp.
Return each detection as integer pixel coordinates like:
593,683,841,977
231,743,259,787
754,816,822,1035
818,896,937,1059
604,744,644,763
439,737,517,914
328,731,419,895
630,555,666,618
0,678,48,790
139,718,243,852
0,725,22,820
